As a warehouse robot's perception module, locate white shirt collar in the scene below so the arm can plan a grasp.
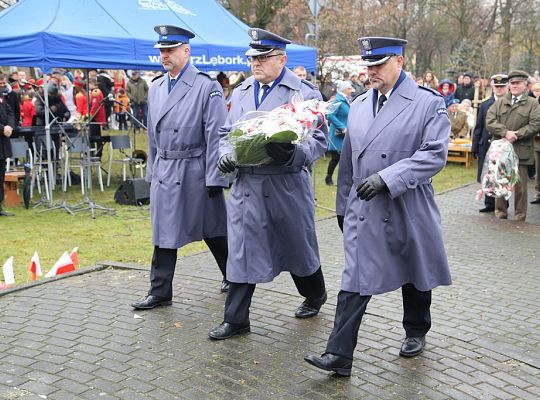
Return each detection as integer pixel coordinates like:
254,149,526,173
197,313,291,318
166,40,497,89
379,88,392,99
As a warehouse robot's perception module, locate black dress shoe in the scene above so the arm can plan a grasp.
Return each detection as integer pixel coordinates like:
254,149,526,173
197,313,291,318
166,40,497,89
220,280,230,293
131,295,172,310
295,291,327,318
325,175,334,185
399,336,426,357
208,322,250,340
530,198,540,204
304,353,352,376
479,207,494,213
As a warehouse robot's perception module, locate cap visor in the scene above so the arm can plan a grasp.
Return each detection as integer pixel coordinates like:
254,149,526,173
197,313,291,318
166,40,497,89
358,56,391,67
154,42,184,49
245,47,274,57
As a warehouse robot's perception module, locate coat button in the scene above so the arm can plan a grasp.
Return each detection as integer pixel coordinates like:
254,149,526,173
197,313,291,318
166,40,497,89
359,215,365,221
159,180,163,184
381,153,387,158
409,179,415,185
176,181,180,185
383,217,389,222
245,192,250,197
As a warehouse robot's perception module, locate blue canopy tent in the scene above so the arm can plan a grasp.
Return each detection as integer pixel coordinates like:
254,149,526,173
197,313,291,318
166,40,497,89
0,0,317,206
0,0,317,72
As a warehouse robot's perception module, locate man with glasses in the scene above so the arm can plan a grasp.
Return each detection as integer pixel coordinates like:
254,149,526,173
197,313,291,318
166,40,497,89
305,37,452,376
131,25,230,310
487,70,540,221
208,28,328,340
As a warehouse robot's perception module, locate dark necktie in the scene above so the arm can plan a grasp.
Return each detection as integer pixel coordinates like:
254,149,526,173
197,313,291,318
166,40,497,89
260,84,270,101
512,96,518,105
377,94,387,114
169,78,177,93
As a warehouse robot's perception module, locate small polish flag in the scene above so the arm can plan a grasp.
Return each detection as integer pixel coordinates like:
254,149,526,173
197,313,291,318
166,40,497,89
2,256,15,285
45,252,75,278
29,252,42,281
70,247,80,268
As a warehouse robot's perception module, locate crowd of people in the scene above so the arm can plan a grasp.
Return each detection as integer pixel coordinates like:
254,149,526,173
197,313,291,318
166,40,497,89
0,68,155,134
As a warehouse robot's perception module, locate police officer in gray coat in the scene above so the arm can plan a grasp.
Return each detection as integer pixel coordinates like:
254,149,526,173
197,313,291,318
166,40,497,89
305,37,452,376
132,25,230,310
208,28,328,340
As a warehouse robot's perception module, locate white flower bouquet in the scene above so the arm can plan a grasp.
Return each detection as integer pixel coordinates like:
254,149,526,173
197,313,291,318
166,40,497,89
479,139,520,200
228,95,335,166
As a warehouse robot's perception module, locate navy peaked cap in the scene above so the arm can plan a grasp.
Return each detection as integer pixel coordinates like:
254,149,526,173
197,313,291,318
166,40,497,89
357,36,407,66
246,28,291,57
154,25,195,49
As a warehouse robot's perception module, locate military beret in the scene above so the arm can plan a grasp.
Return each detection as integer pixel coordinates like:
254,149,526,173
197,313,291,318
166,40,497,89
490,74,508,86
246,28,291,57
357,37,407,66
154,25,195,49
508,70,529,81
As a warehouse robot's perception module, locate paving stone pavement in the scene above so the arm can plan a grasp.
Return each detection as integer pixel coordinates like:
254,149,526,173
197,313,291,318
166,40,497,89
1,183,539,399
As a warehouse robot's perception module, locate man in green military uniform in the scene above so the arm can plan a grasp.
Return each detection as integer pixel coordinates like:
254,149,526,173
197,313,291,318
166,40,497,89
448,98,468,139
487,70,540,221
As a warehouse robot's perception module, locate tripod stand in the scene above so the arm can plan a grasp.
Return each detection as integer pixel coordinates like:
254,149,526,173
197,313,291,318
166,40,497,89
67,100,115,218
39,122,75,215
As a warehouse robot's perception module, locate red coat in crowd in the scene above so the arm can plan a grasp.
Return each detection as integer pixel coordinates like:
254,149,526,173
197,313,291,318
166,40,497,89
75,92,88,116
21,98,36,127
90,88,106,125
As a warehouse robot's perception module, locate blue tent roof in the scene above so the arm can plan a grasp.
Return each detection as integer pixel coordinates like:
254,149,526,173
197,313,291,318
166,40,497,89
0,0,317,72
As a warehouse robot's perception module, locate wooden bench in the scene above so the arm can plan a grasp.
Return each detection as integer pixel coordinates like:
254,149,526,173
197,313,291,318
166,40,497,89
447,143,473,168
3,171,26,207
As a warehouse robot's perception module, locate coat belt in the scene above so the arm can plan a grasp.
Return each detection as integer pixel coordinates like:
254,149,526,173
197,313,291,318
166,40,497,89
352,177,432,186
158,147,204,159
237,165,303,175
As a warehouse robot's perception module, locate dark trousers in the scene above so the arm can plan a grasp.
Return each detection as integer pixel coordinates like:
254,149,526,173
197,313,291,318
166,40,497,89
326,283,431,359
149,236,228,299
118,114,128,130
224,267,326,325
326,151,340,178
0,158,5,204
484,194,495,209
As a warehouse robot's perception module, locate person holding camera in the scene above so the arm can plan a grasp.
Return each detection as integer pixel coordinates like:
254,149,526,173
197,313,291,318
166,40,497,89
325,81,355,185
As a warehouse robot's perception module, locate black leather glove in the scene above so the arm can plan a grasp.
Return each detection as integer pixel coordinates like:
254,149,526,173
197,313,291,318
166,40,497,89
337,215,344,233
217,154,237,174
206,186,223,198
265,142,295,164
356,173,387,201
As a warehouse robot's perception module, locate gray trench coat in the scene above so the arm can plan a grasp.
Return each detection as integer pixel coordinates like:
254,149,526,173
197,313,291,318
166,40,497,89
219,67,327,283
146,64,228,249
337,77,452,295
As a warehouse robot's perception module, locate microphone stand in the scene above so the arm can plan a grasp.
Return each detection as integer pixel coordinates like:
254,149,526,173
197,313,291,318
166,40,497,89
32,114,58,209
30,82,58,208
70,98,115,219
39,121,75,215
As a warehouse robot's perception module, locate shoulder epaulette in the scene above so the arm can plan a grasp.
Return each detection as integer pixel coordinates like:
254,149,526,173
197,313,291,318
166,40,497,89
152,74,164,83
418,85,442,97
301,79,317,90
197,71,215,80
352,90,369,103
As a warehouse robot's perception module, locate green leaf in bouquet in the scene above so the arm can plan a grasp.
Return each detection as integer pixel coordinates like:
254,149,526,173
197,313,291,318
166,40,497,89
266,130,298,143
231,129,299,166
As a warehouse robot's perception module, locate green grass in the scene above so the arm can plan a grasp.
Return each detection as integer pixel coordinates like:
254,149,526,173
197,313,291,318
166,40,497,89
1,130,477,286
